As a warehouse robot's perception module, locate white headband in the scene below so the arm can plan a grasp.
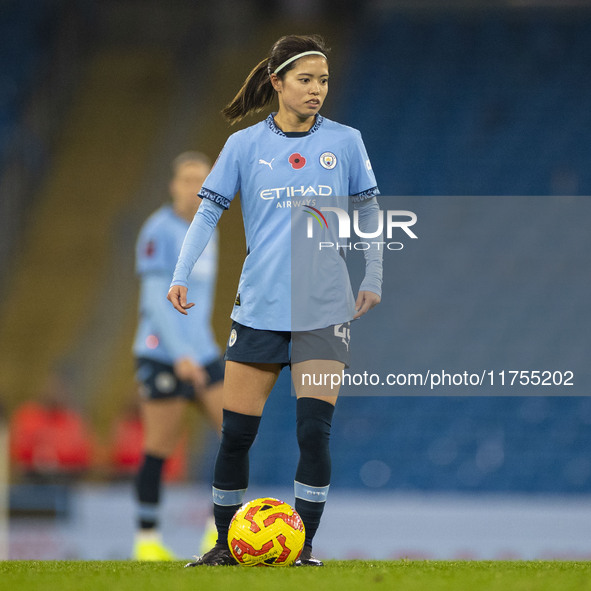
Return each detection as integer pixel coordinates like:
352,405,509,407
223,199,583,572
273,51,327,75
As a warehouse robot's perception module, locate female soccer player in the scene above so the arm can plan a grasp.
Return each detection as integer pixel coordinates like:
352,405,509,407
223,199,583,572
168,35,382,566
132,152,224,560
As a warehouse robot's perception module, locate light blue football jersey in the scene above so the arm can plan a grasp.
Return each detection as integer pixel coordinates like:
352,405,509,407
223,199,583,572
199,113,378,331
133,204,220,365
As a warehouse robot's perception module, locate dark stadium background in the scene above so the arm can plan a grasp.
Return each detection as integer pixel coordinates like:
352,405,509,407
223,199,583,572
1,0,590,560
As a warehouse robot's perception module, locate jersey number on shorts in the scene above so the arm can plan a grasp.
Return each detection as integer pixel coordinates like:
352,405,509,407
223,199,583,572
334,323,350,351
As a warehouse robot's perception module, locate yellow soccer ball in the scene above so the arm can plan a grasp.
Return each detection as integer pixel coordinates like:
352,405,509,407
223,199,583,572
228,498,305,566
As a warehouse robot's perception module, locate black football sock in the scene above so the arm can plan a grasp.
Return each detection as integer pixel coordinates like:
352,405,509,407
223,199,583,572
135,453,165,530
294,397,335,547
212,409,261,546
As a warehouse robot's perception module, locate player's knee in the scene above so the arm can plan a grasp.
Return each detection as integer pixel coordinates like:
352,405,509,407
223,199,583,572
296,415,331,454
144,434,180,458
296,398,334,454
220,426,257,454
145,443,175,459
219,410,260,454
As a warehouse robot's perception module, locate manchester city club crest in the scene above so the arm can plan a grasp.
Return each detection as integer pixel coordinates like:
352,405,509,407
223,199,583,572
319,151,337,169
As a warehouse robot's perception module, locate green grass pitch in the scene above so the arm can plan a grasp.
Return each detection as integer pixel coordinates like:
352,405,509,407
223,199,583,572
1,561,591,591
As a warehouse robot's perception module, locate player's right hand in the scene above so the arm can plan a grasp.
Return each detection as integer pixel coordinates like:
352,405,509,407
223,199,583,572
167,284,195,315
173,357,209,392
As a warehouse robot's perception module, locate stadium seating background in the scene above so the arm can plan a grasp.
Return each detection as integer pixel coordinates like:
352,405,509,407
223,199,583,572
2,3,591,496
0,1,55,284
246,9,591,493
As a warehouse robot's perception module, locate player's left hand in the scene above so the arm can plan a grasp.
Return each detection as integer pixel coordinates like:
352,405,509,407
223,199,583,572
167,284,194,315
353,290,381,319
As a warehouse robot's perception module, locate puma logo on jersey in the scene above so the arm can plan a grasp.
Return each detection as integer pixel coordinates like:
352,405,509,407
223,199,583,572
258,158,275,170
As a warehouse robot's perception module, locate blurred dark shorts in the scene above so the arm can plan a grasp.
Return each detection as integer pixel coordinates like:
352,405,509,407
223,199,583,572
224,320,351,368
135,356,224,401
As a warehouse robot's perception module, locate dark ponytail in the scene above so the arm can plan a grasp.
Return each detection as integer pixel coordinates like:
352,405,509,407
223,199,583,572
222,34,330,124
222,57,275,124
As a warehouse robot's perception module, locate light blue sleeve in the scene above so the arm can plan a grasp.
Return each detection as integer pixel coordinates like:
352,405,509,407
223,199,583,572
349,129,380,200
171,198,224,288
354,196,383,297
142,273,197,361
197,132,242,209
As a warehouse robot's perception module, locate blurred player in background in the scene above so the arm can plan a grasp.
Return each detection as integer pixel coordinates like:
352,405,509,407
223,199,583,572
168,35,382,566
132,152,224,560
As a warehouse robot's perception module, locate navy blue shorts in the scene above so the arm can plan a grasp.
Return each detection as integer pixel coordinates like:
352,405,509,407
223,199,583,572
224,321,351,367
135,357,225,401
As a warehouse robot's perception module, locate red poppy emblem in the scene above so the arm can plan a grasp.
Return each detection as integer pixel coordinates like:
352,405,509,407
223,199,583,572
289,153,306,169
145,240,155,257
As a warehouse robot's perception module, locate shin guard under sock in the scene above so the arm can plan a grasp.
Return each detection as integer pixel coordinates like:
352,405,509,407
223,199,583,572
212,409,261,545
294,397,335,546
